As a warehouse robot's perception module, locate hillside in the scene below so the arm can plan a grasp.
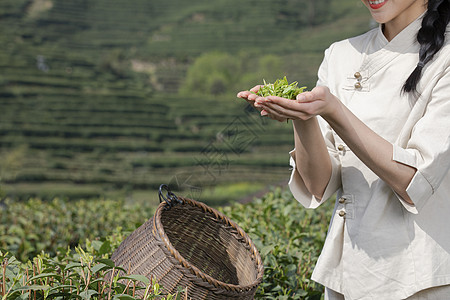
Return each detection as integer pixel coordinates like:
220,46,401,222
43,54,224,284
0,0,372,205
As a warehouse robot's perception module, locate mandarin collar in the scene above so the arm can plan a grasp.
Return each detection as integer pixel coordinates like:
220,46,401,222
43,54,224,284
376,12,425,50
355,13,425,85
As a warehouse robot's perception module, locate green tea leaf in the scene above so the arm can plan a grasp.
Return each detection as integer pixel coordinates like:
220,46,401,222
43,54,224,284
64,262,83,271
112,294,137,300
79,289,98,300
118,274,150,285
96,258,115,268
92,263,112,274
255,76,307,100
14,284,51,291
98,241,111,255
48,284,76,293
26,273,61,284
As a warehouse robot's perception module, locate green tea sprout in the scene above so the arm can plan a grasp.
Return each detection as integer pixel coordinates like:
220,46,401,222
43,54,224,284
255,76,307,100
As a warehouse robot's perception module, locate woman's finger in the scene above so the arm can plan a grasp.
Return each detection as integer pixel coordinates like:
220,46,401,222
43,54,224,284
261,101,296,119
260,106,287,122
247,93,260,101
249,85,262,93
296,86,329,102
260,98,318,121
237,85,262,99
256,96,301,113
237,90,253,99
247,99,263,112
265,93,327,117
296,91,316,102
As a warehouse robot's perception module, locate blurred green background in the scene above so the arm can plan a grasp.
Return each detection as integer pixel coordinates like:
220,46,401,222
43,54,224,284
0,0,372,206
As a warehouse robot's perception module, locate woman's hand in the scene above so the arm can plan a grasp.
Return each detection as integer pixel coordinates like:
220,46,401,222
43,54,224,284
250,86,339,122
236,85,266,113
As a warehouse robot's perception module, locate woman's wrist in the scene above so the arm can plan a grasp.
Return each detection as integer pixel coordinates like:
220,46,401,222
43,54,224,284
292,118,319,136
292,116,317,127
321,93,343,124
292,117,322,145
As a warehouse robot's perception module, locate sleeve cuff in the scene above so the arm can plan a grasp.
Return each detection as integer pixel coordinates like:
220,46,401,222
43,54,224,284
392,145,433,214
393,190,418,214
392,144,418,168
288,149,341,209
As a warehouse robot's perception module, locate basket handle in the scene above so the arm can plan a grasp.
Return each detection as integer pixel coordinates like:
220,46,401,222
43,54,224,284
158,184,183,210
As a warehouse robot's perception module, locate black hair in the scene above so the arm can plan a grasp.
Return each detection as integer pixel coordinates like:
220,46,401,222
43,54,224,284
402,0,450,94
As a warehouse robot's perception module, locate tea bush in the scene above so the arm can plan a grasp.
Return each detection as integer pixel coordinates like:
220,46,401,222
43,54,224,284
0,246,184,299
0,198,155,262
1,188,334,299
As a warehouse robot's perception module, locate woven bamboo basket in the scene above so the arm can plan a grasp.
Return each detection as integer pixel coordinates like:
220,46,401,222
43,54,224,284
111,185,264,299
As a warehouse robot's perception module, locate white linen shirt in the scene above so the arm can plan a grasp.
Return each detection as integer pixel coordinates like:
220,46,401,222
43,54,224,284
289,15,450,300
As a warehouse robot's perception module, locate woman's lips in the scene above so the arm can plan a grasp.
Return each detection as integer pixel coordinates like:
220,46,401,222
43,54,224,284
369,0,387,9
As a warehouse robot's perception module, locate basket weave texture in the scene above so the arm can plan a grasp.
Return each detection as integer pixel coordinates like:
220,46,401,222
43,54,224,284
111,194,264,299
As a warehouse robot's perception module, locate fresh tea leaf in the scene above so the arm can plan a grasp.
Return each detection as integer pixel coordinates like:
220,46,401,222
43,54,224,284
255,76,307,100
118,274,150,285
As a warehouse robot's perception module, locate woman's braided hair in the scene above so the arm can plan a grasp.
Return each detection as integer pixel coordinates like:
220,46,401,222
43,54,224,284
402,0,450,94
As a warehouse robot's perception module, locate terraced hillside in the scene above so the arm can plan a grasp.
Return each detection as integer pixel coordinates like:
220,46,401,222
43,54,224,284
0,0,372,205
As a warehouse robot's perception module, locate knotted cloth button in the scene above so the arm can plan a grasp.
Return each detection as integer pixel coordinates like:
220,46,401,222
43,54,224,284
339,197,346,204
339,210,346,217
338,144,345,151
354,82,362,89
354,72,362,79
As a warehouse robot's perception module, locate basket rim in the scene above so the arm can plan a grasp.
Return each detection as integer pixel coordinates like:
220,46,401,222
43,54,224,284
152,195,264,293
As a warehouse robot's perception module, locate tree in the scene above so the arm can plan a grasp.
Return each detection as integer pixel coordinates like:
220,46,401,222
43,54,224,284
179,52,240,96
180,51,285,96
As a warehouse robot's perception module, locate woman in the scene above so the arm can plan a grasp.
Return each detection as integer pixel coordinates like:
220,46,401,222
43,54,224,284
237,0,450,299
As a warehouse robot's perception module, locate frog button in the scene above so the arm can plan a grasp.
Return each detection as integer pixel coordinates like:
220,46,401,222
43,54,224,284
338,144,345,151
354,82,362,89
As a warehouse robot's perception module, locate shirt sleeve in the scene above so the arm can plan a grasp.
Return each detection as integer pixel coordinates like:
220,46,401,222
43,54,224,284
392,66,450,214
288,45,342,208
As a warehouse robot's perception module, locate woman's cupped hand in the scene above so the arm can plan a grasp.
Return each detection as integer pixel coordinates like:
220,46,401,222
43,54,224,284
237,85,339,122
